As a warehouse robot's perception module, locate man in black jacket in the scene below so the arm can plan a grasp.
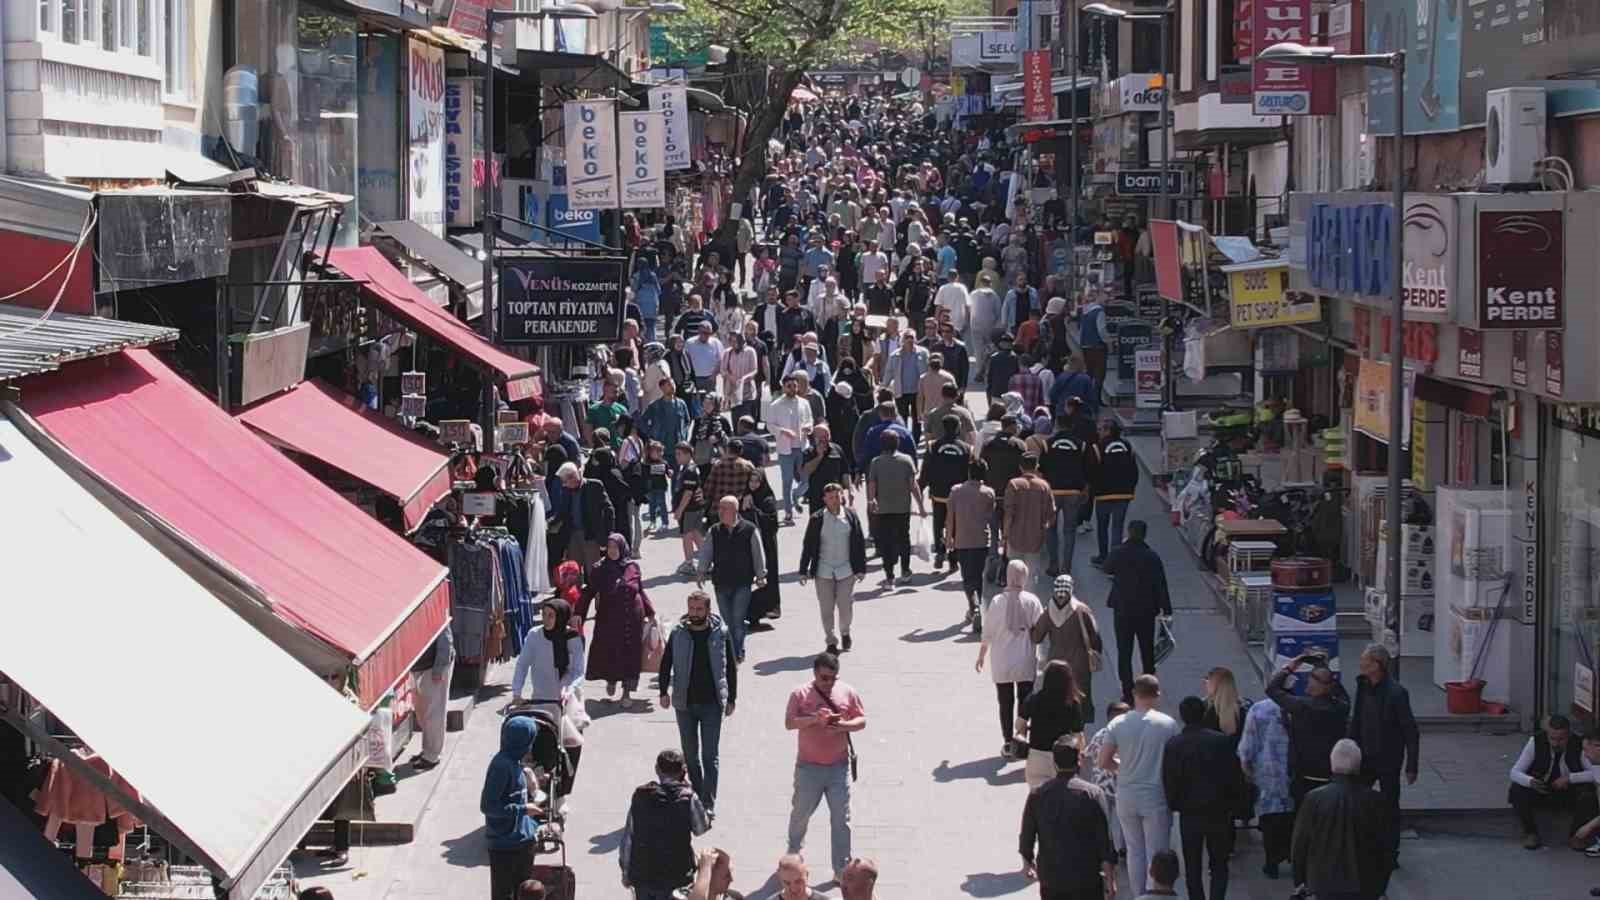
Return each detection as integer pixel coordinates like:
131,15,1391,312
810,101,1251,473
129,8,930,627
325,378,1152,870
1089,418,1139,566
1508,715,1600,850
1291,739,1393,900
918,414,973,570
620,749,711,898
559,461,615,582
980,415,1027,585
1019,740,1117,900
1347,643,1418,867
1040,412,1090,577
1102,519,1172,702
694,497,769,663
1266,652,1352,806
985,333,1020,404
1163,697,1246,900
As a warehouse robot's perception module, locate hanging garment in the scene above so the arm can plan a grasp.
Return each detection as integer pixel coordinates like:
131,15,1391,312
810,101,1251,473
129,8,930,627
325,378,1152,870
34,753,140,860
449,539,497,663
497,537,537,659
526,492,550,595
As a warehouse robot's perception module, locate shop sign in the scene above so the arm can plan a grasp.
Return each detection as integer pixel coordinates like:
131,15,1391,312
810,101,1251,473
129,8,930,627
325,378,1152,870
1115,169,1184,196
1116,322,1155,381
1305,195,1457,319
1219,65,1253,104
1251,0,1314,115
439,419,473,446
1228,263,1321,329
1511,330,1529,386
1137,286,1163,321
1478,210,1564,329
1457,328,1483,379
1523,474,1538,624
1359,310,1438,370
401,372,426,395
1022,50,1052,121
1135,349,1164,409
649,86,690,171
1327,1,1360,54
463,492,497,516
619,111,666,209
544,165,601,246
408,39,447,238
1104,74,1164,114
497,256,627,344
951,31,1019,68
562,100,619,210
1547,331,1565,397
444,79,479,229
1578,664,1596,716
400,394,426,419
1353,357,1416,446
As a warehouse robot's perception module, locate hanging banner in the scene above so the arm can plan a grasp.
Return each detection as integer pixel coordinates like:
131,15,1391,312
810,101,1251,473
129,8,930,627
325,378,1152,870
1022,50,1052,121
1151,220,1182,303
650,86,691,171
619,111,666,209
1353,357,1417,446
1512,330,1529,387
1251,0,1313,114
497,256,628,343
563,100,618,210
444,78,478,228
1135,349,1164,409
408,39,447,237
1547,331,1565,397
1478,209,1565,329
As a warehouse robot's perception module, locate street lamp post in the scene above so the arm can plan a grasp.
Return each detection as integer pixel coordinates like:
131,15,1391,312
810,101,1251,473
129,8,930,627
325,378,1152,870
1260,41,1407,673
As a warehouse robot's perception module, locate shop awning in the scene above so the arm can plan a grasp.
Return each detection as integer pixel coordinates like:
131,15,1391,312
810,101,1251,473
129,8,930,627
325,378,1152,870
375,219,485,292
0,796,107,899
0,417,369,900
11,350,451,710
516,49,634,94
328,246,540,401
238,379,452,532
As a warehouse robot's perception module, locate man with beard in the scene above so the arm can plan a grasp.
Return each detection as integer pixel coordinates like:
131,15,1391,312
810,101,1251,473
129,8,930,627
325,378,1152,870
659,591,738,816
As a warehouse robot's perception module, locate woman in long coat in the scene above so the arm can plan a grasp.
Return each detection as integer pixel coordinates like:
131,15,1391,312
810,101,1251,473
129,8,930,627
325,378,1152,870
574,534,655,708
1030,574,1104,726
743,469,783,623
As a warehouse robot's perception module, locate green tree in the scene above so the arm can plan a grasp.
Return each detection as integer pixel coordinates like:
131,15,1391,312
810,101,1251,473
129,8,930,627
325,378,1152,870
662,0,945,248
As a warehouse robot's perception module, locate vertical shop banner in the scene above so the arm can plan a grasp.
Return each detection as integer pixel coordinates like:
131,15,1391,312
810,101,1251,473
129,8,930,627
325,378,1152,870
1547,331,1565,397
1402,197,1456,320
1151,220,1182,303
619,111,666,209
1252,0,1313,114
357,34,403,222
408,40,447,237
1135,349,1164,409
1022,50,1052,121
1457,327,1483,379
563,100,619,210
650,86,691,171
444,78,477,228
1477,210,1565,329
1511,330,1529,387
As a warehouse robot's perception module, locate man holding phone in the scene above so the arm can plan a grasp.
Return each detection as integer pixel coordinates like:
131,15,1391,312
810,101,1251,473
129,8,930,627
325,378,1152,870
784,653,868,885
1265,652,1351,807
1508,715,1599,850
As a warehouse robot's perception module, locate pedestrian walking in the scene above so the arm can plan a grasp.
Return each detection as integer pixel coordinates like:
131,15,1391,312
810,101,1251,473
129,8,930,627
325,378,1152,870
686,847,743,900
672,443,708,576
696,496,768,663
1202,666,1249,754
981,414,1027,585
1163,696,1247,900
1030,575,1102,726
801,423,852,513
920,413,973,570
1089,419,1138,566
767,373,815,523
1019,741,1117,900
742,470,783,624
946,460,996,627
620,749,712,899
1082,700,1132,854
408,627,454,772
574,534,656,709
977,559,1045,760
839,857,879,900
1347,643,1418,869
1098,674,1180,897
866,430,925,586
1040,413,1091,577
776,854,830,900
1017,661,1088,790
1103,520,1173,702
785,653,867,883
510,599,587,709
799,482,869,654
1266,653,1351,808
1237,688,1294,880
1003,454,1054,592
658,591,737,816
556,462,615,580
482,715,542,900
1290,740,1395,900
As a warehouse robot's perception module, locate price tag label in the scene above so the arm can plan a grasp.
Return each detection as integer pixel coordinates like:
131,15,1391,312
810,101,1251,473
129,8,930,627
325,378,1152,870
439,419,474,446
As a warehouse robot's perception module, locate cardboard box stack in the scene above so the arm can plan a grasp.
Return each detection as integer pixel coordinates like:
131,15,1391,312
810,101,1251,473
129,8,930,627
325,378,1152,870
1373,523,1436,660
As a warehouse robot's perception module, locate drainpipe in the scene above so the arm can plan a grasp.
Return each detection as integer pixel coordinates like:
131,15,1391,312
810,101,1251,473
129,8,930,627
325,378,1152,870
0,8,10,174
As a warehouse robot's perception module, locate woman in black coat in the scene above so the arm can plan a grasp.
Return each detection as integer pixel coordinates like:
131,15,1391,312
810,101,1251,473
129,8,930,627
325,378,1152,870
742,469,783,623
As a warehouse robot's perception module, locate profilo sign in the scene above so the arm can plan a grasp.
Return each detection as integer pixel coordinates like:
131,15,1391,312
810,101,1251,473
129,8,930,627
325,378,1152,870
1478,210,1564,329
562,100,618,210
650,86,691,171
497,257,627,344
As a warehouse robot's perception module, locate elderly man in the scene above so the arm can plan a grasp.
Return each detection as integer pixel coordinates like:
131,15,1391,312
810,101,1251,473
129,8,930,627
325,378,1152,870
1291,740,1394,900
557,461,615,579
695,496,768,663
1346,643,1418,868
1509,714,1598,849
1267,652,1352,808
884,330,930,442
686,321,726,410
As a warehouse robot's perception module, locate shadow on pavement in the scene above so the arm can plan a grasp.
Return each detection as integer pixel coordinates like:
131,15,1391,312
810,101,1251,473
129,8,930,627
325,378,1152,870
754,655,817,676
960,870,1029,897
932,757,1027,787
439,826,489,867
587,826,624,855
900,622,976,643
641,572,693,591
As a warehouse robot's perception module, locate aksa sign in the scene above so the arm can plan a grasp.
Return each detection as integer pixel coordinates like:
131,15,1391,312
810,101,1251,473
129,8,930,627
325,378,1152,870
1478,210,1564,329
1104,74,1164,114
497,257,627,344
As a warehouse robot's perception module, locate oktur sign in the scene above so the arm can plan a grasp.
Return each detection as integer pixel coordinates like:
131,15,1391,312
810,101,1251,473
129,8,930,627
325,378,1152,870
1251,0,1331,115
619,111,666,209
563,100,619,211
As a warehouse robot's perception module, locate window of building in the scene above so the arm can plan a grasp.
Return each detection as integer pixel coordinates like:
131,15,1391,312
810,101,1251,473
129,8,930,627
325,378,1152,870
39,0,153,56
163,0,190,99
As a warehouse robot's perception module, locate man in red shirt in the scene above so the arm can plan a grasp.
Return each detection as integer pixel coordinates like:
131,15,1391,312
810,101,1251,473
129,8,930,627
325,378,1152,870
784,653,868,884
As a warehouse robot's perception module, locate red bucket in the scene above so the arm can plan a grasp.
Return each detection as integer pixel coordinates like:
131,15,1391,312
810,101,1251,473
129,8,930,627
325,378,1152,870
1444,679,1486,715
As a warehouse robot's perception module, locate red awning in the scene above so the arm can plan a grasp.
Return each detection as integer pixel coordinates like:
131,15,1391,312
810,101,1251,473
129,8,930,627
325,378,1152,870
17,350,450,709
328,246,541,402
237,379,452,532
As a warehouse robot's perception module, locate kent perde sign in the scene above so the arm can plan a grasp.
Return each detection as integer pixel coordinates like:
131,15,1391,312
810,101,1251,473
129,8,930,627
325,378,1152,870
1478,210,1564,329
1116,169,1183,196
497,257,626,344
1251,0,1313,114
1303,193,1456,320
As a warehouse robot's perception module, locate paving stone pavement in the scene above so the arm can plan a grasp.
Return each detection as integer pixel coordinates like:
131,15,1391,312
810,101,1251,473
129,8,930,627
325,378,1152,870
296,393,1596,900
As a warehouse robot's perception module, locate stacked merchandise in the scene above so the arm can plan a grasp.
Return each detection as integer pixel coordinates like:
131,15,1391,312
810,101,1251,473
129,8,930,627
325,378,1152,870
1267,557,1340,695
1432,487,1516,705
1225,540,1275,644
448,529,539,671
119,864,295,898
1370,522,1436,661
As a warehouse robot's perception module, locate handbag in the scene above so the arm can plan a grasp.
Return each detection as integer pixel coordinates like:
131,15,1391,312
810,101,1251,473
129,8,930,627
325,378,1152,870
1075,606,1103,673
640,618,665,673
1153,616,1177,666
814,687,859,782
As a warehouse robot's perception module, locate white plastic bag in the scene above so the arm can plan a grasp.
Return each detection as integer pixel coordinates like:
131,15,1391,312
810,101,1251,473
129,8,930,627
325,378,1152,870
911,516,933,562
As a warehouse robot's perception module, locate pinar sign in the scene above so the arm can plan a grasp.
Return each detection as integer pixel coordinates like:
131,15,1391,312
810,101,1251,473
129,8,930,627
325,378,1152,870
1478,210,1564,329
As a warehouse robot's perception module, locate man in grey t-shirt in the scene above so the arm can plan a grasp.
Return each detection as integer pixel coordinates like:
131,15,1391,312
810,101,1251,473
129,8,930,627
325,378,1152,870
866,430,926,587
1097,674,1180,896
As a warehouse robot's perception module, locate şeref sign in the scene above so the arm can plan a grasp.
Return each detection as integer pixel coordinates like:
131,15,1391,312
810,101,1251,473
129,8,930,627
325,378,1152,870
497,257,627,344
1478,210,1564,329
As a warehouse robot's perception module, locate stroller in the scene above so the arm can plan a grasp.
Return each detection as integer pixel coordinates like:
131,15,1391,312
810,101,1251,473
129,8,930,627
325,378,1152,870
503,702,578,899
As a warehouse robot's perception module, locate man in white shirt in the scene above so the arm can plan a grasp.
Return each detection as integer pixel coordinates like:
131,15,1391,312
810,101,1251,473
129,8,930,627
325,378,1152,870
858,240,889,287
933,268,970,336
1508,714,1599,849
686,321,726,395
720,331,762,421
765,373,815,524
1098,674,1180,896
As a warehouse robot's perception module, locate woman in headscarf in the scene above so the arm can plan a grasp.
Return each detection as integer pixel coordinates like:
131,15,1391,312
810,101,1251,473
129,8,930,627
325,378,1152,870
1030,574,1103,727
511,598,586,710
975,559,1044,760
835,350,874,415
742,469,783,624
574,534,655,709
825,379,861,481
1017,660,1087,789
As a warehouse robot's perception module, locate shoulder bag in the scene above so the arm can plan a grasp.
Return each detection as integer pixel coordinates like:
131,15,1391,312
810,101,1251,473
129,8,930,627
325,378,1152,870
1075,604,1103,673
814,687,859,782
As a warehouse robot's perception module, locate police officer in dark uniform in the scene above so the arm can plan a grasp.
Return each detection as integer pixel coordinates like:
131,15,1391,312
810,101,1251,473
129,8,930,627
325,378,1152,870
917,413,973,570
1040,412,1091,577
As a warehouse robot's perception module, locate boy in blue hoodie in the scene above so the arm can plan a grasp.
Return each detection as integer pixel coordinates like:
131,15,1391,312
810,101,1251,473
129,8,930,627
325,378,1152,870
482,716,542,900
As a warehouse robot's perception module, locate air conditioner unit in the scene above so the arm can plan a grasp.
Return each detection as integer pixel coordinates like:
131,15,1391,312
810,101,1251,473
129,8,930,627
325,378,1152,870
1484,87,1547,185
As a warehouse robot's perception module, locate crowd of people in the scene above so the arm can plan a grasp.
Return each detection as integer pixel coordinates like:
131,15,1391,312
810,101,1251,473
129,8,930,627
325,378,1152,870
456,93,1562,900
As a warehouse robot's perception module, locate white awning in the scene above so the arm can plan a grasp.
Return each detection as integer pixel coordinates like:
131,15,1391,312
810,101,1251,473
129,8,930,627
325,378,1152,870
0,418,370,900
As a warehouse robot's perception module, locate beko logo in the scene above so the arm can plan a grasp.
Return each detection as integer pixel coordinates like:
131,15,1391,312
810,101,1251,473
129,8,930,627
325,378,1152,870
552,208,594,224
